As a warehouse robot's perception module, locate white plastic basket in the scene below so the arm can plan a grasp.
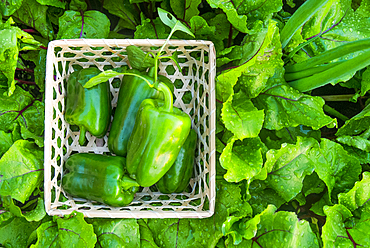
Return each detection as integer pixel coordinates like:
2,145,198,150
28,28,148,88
44,39,216,218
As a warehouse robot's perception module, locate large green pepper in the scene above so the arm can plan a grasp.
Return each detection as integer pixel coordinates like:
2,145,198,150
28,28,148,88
65,67,111,145
126,83,191,187
156,129,197,193
108,68,174,156
62,153,139,207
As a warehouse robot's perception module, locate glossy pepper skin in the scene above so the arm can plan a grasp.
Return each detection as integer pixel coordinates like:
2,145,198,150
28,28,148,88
108,68,174,156
65,67,111,145
62,153,139,207
156,129,197,193
126,83,191,187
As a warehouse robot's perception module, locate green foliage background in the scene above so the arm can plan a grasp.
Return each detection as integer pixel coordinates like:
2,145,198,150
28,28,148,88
1,0,370,247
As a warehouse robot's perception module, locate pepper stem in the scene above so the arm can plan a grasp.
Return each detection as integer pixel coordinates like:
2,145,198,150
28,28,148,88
158,82,173,113
120,176,140,191
79,126,86,145
148,67,156,78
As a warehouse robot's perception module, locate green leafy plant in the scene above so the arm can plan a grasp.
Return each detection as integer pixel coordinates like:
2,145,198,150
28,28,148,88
1,0,370,247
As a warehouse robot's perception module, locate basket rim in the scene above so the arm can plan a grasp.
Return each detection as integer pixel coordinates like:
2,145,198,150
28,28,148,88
47,38,215,48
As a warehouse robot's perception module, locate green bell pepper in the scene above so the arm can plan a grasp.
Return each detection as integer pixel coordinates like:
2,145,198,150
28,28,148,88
108,68,174,156
62,153,139,207
65,67,111,145
156,129,197,193
126,82,191,187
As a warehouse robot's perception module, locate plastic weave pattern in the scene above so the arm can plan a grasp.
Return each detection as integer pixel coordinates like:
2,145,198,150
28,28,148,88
44,39,216,218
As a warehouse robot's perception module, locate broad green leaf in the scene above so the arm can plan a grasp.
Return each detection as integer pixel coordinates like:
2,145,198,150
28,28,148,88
219,137,266,183
22,198,46,222
337,135,370,152
36,0,66,8
20,50,46,92
222,216,244,245
55,211,97,247
342,143,370,165
0,86,39,132
246,180,286,215
234,205,319,247
322,203,370,248
30,221,59,248
280,0,330,48
134,16,169,39
254,82,336,131
0,130,14,157
189,16,215,36
336,103,370,136
13,0,54,40
90,219,140,248
199,13,233,52
0,216,39,248
297,0,349,45
322,204,353,248
287,0,370,60
238,21,284,98
338,172,370,212
104,0,139,30
205,0,282,36
263,125,321,150
146,181,252,247
69,0,87,11
57,10,110,39
310,192,332,216
216,137,225,154
170,0,201,22
158,7,194,37
148,219,196,247
206,13,232,40
188,181,252,247
216,20,279,102
357,0,370,17
264,137,317,202
0,28,18,96
360,67,370,96
221,91,264,140
126,45,155,71
205,0,248,33
301,172,325,196
342,202,370,247
0,0,23,16
19,100,45,147
238,0,283,32
138,219,160,248
309,139,362,202
315,2,370,53
34,49,46,92
0,140,43,203
2,196,46,222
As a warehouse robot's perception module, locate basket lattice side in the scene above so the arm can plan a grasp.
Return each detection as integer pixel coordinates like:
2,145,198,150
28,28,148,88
44,39,216,218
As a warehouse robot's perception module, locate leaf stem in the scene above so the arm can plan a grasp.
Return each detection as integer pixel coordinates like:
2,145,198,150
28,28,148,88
323,105,349,121
320,94,367,102
15,78,36,85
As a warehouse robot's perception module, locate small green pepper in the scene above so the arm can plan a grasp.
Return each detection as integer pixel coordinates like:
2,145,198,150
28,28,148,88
62,153,139,207
156,129,197,193
65,67,111,145
126,83,191,187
